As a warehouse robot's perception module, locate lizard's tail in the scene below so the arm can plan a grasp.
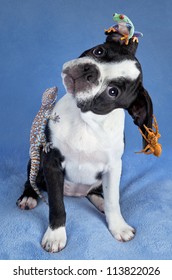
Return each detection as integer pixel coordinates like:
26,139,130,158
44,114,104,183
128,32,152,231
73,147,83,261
29,149,48,205
30,181,48,206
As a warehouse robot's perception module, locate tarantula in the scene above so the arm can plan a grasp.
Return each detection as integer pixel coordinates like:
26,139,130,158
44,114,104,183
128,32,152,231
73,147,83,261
136,115,162,157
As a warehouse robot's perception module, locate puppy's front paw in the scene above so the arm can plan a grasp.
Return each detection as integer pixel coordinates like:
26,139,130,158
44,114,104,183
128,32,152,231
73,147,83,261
41,226,67,253
16,196,38,210
110,223,136,242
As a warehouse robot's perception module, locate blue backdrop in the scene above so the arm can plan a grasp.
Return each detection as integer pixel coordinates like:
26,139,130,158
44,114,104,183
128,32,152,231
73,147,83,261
0,0,172,260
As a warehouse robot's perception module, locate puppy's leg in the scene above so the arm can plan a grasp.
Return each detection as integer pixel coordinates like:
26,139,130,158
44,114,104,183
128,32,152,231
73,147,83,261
103,158,135,242
41,149,67,253
16,179,38,210
87,185,104,213
17,159,46,210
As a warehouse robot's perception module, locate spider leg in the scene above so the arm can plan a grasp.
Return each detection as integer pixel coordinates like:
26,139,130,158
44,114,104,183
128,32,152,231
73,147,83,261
135,144,151,154
138,128,149,143
152,115,160,135
143,125,158,140
144,145,156,155
135,149,146,154
143,125,152,134
145,126,155,133
142,150,153,155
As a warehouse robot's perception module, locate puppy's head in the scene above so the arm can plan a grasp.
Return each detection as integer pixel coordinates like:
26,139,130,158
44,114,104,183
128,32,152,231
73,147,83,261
62,35,153,146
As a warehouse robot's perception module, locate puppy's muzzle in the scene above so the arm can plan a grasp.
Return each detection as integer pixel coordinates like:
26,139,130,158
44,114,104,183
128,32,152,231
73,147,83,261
62,60,100,95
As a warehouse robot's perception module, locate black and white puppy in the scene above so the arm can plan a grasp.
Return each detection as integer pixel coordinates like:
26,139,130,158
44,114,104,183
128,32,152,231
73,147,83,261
17,33,153,253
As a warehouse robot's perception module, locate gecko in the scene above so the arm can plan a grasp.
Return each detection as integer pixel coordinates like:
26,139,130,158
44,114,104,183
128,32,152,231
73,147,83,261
29,86,59,205
105,13,143,45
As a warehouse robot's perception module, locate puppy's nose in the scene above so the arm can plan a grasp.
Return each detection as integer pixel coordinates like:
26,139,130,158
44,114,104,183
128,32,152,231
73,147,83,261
81,63,100,83
83,64,90,72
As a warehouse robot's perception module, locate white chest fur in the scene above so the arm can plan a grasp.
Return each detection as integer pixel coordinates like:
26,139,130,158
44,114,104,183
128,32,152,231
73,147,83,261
49,94,125,195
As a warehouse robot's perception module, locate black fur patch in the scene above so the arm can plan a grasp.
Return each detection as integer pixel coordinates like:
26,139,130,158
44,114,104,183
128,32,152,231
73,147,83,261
96,171,103,180
43,148,66,229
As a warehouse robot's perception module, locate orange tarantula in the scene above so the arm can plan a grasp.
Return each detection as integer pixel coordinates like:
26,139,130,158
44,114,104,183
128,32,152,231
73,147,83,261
136,115,162,157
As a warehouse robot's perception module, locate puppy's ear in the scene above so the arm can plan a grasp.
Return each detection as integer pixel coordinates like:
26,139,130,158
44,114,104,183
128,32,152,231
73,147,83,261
127,86,153,148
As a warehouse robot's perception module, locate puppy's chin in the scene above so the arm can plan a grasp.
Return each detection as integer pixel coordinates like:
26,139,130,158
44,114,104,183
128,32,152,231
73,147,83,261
62,72,101,113
76,99,92,112
63,81,92,113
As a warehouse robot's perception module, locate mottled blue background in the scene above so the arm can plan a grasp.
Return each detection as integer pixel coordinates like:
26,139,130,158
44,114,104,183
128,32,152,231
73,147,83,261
0,0,172,260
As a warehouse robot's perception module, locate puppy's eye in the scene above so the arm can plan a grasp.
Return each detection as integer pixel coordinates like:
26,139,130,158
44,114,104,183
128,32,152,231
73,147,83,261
108,87,119,97
93,47,106,57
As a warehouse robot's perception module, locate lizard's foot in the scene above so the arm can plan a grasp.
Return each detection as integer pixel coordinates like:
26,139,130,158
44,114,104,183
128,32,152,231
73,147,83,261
50,112,60,123
43,142,53,153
